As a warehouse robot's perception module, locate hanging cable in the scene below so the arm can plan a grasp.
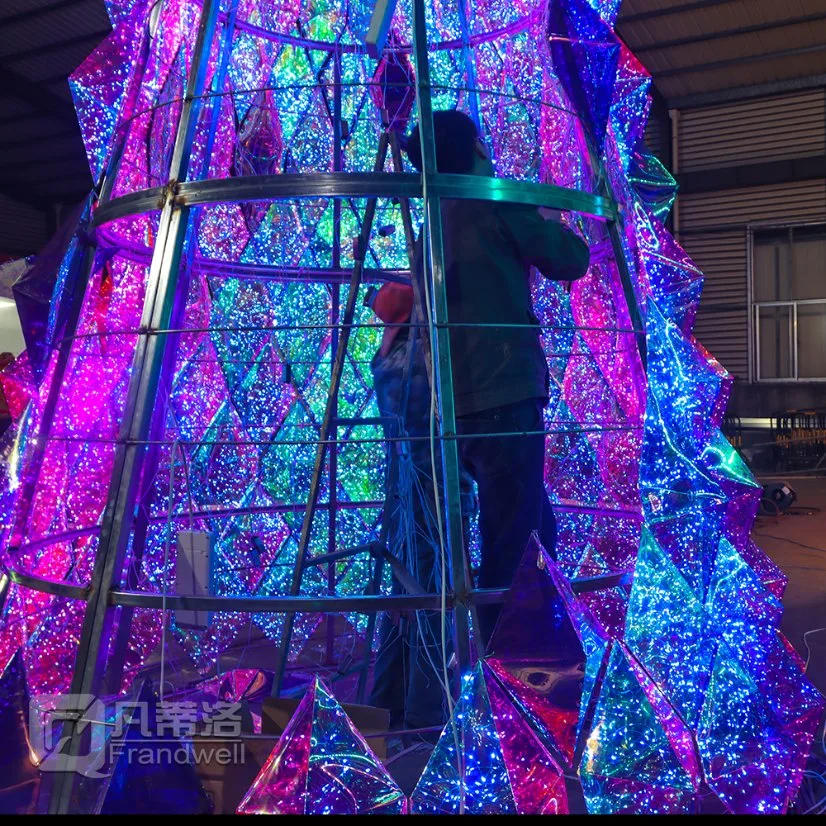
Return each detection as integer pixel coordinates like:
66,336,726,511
419,221,465,809
159,437,180,703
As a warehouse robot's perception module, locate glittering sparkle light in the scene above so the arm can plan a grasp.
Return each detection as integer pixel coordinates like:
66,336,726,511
0,0,821,816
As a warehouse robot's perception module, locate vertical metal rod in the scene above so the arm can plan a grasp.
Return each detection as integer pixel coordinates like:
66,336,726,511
746,227,754,384
388,131,417,264
355,125,422,703
325,53,344,666
355,551,384,703
669,108,680,242
773,246,781,376
326,280,340,666
786,229,793,378
49,0,220,812
410,0,472,678
755,304,761,381
272,131,391,697
456,0,481,130
102,0,241,698
607,218,647,372
792,300,798,380
389,129,433,388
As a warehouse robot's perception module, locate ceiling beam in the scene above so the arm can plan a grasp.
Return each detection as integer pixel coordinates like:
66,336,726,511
617,0,735,26
0,0,90,28
0,129,79,151
0,150,88,173
629,12,826,55
35,71,75,86
0,171,90,205
676,154,826,195
0,178,51,210
655,43,826,79
0,63,79,131
669,73,826,109
1,29,110,63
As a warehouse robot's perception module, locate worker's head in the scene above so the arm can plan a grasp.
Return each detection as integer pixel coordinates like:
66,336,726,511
405,109,493,176
370,281,415,357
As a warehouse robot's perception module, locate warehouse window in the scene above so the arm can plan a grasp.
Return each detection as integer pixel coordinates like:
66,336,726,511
753,224,826,381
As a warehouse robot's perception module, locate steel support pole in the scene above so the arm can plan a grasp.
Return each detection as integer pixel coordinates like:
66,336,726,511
272,130,391,697
354,540,385,704
355,125,426,703
456,0,481,130
410,0,473,677
388,128,433,387
607,218,647,373
102,0,241,699
104,0,242,698
49,0,220,812
325,53,344,666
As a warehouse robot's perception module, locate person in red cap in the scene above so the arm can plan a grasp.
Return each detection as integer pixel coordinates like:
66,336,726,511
372,281,415,359
367,279,475,749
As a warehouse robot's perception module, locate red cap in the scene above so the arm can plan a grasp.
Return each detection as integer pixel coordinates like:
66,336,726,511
373,282,414,357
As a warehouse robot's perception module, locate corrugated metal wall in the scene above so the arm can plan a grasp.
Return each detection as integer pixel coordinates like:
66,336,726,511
685,232,749,378
644,113,667,164
680,181,826,231
678,90,826,172
676,91,826,381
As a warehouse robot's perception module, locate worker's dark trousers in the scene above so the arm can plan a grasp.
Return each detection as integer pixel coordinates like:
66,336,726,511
457,396,558,648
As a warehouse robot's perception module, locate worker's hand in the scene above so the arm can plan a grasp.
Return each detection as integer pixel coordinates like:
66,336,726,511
538,206,562,222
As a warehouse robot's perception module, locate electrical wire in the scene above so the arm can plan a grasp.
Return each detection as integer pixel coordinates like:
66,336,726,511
159,436,179,703
803,627,826,673
396,435,454,708
418,220,465,810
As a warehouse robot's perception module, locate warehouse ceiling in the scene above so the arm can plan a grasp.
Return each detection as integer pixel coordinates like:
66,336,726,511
616,0,826,106
0,0,825,215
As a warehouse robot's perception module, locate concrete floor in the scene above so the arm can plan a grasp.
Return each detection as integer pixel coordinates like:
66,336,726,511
752,476,826,699
752,476,826,811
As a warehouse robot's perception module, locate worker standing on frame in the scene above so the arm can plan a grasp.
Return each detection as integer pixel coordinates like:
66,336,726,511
405,109,591,647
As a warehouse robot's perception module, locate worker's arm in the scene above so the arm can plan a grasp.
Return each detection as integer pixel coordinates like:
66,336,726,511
498,203,590,281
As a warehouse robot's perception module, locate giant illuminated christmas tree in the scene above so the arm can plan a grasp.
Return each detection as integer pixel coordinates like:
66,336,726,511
0,0,821,815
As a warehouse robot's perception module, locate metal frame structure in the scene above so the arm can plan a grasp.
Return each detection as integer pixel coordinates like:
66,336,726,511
0,0,649,812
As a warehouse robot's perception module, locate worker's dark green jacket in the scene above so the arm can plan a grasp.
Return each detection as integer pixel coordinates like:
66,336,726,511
415,199,591,417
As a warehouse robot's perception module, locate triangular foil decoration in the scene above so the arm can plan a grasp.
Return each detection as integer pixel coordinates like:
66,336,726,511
238,677,406,814
411,661,567,814
485,535,604,769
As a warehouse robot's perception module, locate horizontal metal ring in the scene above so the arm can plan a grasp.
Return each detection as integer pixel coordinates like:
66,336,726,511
5,568,629,610
93,173,617,228
7,567,90,602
